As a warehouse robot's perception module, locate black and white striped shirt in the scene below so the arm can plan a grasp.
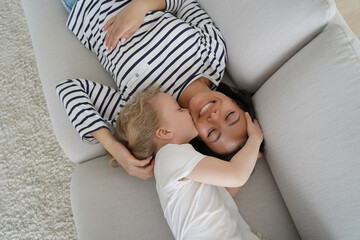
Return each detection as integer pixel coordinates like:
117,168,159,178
56,0,227,143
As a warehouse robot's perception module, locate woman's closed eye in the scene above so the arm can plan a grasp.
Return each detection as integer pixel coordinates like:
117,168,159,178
207,112,240,142
225,111,234,119
207,128,221,142
226,111,240,126
207,128,216,138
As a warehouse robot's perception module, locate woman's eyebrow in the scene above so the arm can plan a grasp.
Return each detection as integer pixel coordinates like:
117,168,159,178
228,114,240,126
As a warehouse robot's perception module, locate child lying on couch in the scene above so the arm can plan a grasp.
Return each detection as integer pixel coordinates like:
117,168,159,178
114,87,263,240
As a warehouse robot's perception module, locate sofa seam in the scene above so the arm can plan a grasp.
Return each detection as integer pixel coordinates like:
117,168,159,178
333,24,360,64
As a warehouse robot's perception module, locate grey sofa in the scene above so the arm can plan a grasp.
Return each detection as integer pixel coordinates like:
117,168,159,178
22,0,360,239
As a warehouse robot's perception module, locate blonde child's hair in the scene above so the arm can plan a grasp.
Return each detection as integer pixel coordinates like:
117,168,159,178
110,87,161,168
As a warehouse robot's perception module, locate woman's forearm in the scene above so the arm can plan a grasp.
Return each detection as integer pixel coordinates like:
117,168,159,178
136,0,166,12
91,128,131,163
91,128,117,152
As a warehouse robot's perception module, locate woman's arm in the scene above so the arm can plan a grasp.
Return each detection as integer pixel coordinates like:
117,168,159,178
56,79,154,179
104,0,166,50
56,79,121,143
186,113,263,188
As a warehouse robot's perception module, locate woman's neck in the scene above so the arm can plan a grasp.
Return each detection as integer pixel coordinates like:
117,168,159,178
178,77,212,108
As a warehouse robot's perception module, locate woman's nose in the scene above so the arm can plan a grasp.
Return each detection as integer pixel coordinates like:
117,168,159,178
208,110,219,122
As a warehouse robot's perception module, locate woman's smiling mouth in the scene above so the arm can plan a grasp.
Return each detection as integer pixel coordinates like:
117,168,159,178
198,101,215,117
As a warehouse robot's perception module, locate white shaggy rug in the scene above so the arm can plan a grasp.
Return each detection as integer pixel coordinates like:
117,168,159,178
0,1,77,239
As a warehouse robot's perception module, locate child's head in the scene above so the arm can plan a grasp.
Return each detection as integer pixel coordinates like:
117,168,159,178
116,87,198,159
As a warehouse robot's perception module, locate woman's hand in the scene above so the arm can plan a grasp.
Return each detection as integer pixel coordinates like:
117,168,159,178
103,0,166,50
110,140,154,180
103,0,148,50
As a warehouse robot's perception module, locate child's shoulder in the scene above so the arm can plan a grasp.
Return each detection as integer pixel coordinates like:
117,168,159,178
158,143,194,154
156,143,204,161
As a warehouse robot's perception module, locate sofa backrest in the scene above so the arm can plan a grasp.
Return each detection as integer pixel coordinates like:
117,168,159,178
198,0,336,93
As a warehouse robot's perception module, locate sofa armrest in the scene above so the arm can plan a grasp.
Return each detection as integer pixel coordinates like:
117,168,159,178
254,24,360,239
22,0,116,163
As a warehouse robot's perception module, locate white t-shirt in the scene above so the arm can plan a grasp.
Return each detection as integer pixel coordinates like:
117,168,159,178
155,144,259,240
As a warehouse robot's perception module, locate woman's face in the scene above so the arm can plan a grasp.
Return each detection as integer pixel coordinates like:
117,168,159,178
188,91,248,154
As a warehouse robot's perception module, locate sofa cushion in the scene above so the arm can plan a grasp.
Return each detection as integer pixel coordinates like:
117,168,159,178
22,0,115,163
198,0,336,92
253,24,360,239
234,158,300,240
70,156,173,240
71,155,300,240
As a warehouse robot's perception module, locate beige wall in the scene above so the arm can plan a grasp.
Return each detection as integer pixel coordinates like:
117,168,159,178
335,0,360,38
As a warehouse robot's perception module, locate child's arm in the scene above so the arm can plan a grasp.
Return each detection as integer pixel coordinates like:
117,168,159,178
226,151,263,197
186,113,263,188
226,187,242,198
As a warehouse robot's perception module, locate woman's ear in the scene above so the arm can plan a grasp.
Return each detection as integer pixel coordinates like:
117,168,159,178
156,127,173,140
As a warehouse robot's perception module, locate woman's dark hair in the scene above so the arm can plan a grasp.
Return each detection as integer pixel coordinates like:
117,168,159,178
190,82,264,161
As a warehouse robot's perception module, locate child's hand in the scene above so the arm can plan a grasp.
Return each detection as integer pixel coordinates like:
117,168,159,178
245,112,263,144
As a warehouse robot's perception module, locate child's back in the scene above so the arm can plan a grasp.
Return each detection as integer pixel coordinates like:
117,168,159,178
155,143,259,240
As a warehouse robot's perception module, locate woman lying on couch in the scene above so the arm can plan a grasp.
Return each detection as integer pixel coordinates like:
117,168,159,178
57,0,260,180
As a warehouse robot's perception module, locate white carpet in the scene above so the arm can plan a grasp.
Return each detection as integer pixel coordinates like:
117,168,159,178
0,1,77,239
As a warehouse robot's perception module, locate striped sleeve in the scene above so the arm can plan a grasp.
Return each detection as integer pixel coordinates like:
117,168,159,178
56,79,123,143
173,0,226,49
165,0,191,14
165,0,178,13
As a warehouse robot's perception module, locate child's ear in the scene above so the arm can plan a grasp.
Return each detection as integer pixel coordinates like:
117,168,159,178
156,127,173,140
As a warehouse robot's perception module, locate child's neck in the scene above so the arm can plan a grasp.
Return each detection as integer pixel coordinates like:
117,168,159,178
154,139,186,155
155,141,167,155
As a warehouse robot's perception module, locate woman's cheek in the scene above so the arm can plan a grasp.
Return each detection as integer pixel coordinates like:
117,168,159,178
194,123,207,141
